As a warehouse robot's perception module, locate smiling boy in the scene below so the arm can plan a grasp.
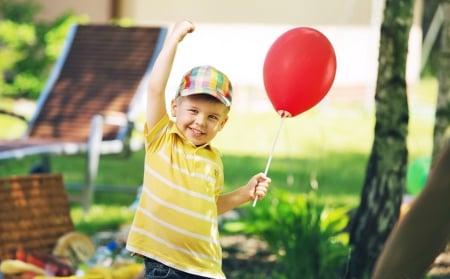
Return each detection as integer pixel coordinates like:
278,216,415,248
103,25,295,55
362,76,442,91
126,20,271,279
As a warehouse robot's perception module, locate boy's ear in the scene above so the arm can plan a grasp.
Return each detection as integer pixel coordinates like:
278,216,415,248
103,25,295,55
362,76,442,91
170,99,177,117
218,115,229,131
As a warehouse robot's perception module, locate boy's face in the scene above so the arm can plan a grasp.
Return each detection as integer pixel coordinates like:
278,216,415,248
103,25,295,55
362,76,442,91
171,94,229,146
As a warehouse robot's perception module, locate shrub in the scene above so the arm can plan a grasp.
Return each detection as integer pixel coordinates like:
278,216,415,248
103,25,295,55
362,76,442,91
224,190,352,279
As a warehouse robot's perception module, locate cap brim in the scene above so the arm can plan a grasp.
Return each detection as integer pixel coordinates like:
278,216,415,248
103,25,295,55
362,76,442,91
179,89,231,107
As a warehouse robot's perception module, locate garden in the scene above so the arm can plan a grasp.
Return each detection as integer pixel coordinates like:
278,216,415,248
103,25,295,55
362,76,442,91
0,77,439,278
0,1,448,277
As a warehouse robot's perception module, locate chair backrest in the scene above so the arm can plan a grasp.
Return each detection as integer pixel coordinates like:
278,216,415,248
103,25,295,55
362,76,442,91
26,24,166,142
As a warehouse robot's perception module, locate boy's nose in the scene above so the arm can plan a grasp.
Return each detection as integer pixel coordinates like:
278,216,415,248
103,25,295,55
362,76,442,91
195,114,206,126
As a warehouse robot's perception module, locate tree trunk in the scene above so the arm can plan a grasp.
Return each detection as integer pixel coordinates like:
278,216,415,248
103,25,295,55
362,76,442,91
346,0,414,278
432,3,450,162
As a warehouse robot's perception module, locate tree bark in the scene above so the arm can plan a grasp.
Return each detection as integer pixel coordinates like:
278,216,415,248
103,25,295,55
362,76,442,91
432,3,450,162
346,0,414,278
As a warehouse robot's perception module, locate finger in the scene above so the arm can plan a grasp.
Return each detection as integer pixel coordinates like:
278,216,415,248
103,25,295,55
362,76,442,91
258,175,270,183
255,183,267,196
258,182,269,190
256,187,267,196
256,182,267,189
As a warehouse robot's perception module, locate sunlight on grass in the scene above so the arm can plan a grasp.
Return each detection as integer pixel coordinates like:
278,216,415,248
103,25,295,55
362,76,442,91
0,115,27,139
215,104,375,158
71,205,135,235
0,97,34,139
410,78,438,104
408,78,437,159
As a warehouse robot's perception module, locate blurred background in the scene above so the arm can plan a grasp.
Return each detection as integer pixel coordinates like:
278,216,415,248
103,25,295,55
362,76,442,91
29,0,424,112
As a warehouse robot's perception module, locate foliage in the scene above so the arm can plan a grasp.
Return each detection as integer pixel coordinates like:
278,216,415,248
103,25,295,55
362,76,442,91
0,0,87,99
223,190,352,279
0,0,41,22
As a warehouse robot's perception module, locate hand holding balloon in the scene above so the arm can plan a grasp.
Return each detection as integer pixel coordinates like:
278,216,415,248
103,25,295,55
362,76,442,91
253,27,337,206
247,173,271,204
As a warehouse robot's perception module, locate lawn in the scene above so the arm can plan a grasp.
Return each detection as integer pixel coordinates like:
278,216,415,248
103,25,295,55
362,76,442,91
0,78,438,233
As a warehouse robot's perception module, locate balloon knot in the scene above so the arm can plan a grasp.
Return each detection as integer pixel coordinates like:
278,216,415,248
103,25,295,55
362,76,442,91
278,110,292,118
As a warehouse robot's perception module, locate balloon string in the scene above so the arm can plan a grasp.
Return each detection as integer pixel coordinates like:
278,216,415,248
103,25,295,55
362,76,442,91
253,115,286,207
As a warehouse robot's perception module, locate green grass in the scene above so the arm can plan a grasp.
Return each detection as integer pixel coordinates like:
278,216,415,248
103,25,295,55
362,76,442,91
0,78,438,233
70,205,136,235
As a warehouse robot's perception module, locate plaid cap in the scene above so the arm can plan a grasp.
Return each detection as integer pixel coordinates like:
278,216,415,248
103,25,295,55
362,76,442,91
177,65,232,107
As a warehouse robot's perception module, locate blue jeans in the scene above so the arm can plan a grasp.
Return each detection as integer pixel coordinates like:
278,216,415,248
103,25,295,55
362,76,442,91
144,258,211,279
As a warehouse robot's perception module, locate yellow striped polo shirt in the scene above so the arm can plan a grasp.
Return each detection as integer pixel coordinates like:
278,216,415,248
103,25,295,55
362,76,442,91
126,114,226,279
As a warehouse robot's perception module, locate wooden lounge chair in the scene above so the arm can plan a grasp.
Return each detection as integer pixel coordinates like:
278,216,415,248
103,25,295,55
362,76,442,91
0,24,167,211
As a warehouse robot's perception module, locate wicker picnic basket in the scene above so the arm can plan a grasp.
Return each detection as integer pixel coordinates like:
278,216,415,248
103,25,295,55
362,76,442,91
0,173,74,262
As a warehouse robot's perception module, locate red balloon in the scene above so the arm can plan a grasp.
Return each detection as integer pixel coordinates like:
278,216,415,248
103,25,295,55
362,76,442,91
263,27,337,117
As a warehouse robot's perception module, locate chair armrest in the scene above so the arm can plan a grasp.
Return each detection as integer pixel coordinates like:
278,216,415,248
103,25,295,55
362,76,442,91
99,111,128,127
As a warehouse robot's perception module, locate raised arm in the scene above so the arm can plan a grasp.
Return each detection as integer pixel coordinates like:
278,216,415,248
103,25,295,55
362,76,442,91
146,20,195,129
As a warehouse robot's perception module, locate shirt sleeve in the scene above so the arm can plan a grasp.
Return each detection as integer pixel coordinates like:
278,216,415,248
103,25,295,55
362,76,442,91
144,114,169,150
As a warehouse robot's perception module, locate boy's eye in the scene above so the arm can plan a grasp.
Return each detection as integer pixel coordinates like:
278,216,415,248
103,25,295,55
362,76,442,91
188,109,198,113
209,115,219,120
